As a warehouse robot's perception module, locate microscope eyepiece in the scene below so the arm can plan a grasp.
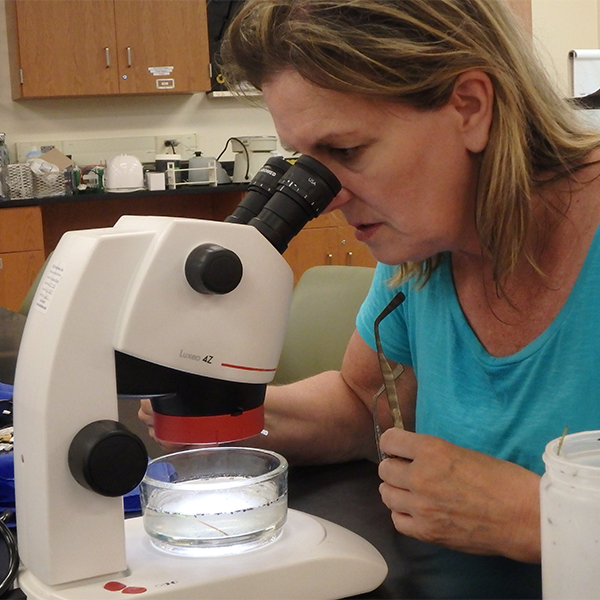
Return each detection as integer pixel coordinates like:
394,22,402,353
224,156,291,225
248,155,341,254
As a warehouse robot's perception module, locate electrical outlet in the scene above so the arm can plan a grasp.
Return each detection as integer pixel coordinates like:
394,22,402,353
155,134,197,159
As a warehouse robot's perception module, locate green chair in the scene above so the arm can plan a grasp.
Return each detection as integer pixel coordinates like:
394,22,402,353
272,265,375,385
18,252,53,317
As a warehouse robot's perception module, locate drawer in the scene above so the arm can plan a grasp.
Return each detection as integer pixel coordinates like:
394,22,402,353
0,206,44,253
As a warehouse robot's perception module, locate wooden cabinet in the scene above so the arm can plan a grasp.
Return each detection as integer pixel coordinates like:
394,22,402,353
5,0,211,99
0,207,45,312
283,211,376,285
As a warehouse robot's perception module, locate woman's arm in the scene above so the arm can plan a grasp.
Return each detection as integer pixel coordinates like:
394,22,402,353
257,331,416,464
139,330,417,464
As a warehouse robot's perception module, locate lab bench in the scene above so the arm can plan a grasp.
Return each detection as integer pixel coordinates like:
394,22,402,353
290,460,542,599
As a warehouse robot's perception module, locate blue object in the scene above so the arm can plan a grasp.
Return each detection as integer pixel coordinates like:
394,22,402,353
0,384,13,401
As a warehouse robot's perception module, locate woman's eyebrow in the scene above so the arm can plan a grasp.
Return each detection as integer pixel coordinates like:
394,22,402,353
280,130,359,155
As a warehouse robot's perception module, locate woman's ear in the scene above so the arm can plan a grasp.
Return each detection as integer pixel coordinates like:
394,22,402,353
449,70,494,154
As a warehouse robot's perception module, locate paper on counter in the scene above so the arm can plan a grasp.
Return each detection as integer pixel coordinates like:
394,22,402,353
39,147,73,170
569,49,600,97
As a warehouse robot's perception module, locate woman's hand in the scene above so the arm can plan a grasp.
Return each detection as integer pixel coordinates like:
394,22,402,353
137,399,188,453
378,428,541,563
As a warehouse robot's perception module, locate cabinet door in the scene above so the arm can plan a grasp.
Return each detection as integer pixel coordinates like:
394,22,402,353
337,225,377,268
283,227,339,285
113,0,211,94
8,0,119,98
0,206,45,311
0,206,44,254
283,212,377,283
314,212,376,268
0,250,45,312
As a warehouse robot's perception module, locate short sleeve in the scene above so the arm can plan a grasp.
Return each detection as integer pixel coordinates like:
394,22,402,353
356,263,412,366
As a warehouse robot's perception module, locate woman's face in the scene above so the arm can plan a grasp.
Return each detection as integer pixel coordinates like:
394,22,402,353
262,70,486,265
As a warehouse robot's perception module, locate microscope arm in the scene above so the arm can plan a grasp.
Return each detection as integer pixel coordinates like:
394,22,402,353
13,216,293,585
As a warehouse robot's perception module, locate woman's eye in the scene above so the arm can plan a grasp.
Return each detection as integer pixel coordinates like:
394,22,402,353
330,147,358,160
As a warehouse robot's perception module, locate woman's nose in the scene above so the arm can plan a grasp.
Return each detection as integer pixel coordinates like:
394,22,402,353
323,187,353,214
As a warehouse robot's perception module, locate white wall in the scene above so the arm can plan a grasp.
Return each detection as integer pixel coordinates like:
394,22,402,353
532,0,599,97
0,0,599,160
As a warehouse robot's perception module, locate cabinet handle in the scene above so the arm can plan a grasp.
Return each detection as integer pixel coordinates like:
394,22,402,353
104,47,110,68
326,253,333,265
126,47,132,67
346,251,353,266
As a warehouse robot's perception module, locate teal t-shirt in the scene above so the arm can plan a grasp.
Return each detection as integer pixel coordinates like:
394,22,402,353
356,230,600,475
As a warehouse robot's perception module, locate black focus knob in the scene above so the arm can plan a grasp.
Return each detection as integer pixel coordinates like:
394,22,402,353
68,420,148,497
185,243,243,294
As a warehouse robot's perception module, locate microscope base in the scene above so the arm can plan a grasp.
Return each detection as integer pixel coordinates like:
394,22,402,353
19,509,387,599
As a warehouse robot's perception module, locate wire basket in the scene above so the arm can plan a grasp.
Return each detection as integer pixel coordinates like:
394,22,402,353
33,168,72,198
6,164,34,200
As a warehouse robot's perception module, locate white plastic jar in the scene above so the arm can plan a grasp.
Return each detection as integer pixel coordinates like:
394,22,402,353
541,430,600,599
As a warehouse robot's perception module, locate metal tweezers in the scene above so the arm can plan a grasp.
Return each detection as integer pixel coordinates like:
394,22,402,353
372,290,406,461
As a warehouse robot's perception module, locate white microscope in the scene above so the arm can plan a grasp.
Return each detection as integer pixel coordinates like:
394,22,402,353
12,156,388,599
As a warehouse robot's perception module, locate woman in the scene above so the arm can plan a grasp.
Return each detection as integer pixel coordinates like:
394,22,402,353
141,0,600,567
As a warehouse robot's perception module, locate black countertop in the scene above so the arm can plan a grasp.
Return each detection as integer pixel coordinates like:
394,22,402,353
0,183,248,210
289,460,541,600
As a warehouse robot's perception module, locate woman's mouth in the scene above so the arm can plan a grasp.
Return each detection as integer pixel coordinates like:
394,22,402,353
354,222,382,243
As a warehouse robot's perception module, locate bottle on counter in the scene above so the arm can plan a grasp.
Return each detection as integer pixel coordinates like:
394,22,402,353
188,151,211,183
25,146,42,162
188,151,231,185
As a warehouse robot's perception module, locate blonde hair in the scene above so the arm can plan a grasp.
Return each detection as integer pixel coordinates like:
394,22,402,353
220,0,600,288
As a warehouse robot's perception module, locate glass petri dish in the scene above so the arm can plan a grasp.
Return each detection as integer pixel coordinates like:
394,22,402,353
140,447,288,556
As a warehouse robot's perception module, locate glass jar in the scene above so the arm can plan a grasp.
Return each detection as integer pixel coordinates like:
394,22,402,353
140,447,288,556
541,430,600,599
